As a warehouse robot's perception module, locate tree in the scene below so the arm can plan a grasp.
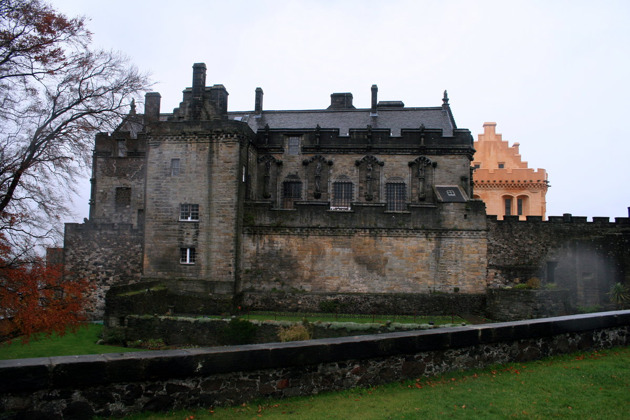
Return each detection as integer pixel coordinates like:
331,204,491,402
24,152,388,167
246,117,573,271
0,233,91,341
0,1,149,339
0,0,150,255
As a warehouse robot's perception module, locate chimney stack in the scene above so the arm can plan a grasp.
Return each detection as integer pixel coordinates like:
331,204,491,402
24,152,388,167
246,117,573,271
209,84,228,116
255,87,263,114
144,92,161,123
191,63,207,100
328,92,355,110
371,84,378,114
191,63,207,120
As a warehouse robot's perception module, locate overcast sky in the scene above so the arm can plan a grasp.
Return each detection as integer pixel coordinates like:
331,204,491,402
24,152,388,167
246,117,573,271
52,0,630,220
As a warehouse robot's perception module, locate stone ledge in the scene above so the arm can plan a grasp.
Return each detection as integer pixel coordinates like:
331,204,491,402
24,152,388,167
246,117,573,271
1,310,629,394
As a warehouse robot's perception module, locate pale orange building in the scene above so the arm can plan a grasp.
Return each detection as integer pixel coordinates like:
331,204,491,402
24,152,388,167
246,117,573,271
472,122,548,220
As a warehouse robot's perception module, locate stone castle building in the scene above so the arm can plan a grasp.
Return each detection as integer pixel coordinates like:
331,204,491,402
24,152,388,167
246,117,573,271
472,122,548,220
61,63,629,318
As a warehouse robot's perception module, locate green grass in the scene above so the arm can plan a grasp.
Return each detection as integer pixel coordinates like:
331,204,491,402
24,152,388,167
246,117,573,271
232,311,468,325
0,324,143,360
119,347,630,420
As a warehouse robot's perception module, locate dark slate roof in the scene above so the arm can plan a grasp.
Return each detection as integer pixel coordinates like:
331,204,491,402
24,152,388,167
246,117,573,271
229,107,456,137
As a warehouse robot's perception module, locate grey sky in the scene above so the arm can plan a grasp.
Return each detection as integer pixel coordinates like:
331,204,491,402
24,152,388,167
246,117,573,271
52,0,630,220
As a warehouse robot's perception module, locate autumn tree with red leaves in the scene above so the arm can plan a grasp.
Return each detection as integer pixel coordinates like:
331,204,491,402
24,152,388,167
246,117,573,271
0,0,150,339
0,233,91,340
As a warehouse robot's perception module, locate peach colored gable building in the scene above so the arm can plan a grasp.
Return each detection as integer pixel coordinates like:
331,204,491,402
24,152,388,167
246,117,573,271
472,122,548,220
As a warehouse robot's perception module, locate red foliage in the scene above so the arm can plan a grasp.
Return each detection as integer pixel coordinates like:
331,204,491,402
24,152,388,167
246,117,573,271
0,234,91,342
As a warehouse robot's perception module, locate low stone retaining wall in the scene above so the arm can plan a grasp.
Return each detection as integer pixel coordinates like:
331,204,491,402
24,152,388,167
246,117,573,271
486,289,573,321
121,315,450,347
242,291,487,316
1,311,629,419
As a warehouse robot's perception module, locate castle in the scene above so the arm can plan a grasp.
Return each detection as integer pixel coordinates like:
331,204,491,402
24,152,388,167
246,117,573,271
472,122,549,220
61,63,629,319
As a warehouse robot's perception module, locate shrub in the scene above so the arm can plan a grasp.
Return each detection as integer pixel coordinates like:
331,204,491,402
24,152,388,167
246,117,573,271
277,323,311,342
319,300,340,313
526,277,541,289
100,327,126,345
609,283,630,308
220,318,258,345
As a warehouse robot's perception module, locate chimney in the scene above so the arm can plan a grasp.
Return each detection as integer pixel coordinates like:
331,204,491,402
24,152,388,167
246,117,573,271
191,63,207,100
255,87,263,114
483,122,497,137
371,85,378,114
209,84,229,116
144,92,161,123
191,63,207,120
328,92,355,110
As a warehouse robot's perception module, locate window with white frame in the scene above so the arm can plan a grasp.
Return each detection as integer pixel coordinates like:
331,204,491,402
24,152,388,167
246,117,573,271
117,140,126,157
180,247,196,264
170,159,180,176
179,203,199,221
287,136,300,155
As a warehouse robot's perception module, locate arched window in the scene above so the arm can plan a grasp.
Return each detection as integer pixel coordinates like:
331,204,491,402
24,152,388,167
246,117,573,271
517,195,529,217
503,195,514,216
331,176,353,210
386,179,407,212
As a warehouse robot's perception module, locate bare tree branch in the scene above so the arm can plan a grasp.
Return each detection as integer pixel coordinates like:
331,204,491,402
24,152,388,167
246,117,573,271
0,0,151,256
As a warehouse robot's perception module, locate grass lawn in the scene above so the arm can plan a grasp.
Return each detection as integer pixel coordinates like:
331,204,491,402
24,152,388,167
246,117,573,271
119,346,630,420
229,312,468,325
0,324,143,360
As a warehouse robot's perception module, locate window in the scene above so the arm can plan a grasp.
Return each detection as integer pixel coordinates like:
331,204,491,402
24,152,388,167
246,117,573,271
170,159,180,176
115,187,131,209
117,140,126,157
288,137,300,155
504,197,512,216
282,180,302,209
179,204,199,221
517,198,524,216
180,247,196,264
332,181,353,210
386,182,406,212
473,163,480,169
498,162,505,169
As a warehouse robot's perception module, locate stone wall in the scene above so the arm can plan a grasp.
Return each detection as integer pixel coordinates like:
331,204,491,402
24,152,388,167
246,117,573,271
243,291,486,316
1,311,629,418
121,315,449,347
241,200,488,295
63,223,143,319
485,289,572,321
486,215,630,307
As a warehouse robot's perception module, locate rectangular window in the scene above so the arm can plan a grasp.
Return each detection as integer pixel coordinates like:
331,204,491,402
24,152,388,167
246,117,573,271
517,198,524,216
332,182,353,210
504,198,512,216
288,137,300,155
498,162,505,169
171,159,180,176
179,204,199,221
117,140,126,157
282,181,302,209
115,187,131,209
180,247,196,264
386,183,406,212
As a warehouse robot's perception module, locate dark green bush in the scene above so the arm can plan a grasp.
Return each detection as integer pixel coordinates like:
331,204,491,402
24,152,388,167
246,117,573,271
220,318,258,345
